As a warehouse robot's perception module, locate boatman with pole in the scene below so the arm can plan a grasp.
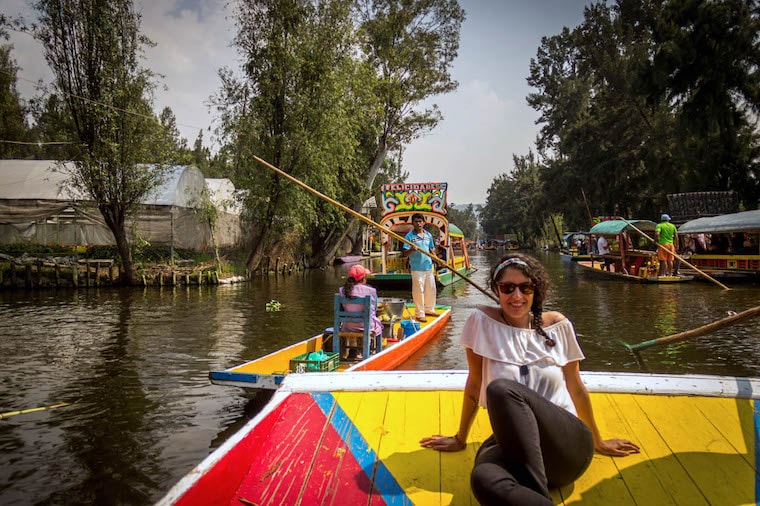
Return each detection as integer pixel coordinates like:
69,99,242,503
404,213,438,322
655,214,679,277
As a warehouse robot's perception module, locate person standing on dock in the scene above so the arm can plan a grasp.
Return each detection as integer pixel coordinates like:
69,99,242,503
420,253,639,505
403,213,438,322
655,214,679,277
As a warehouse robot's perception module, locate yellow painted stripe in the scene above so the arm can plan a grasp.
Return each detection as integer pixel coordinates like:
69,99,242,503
324,390,756,505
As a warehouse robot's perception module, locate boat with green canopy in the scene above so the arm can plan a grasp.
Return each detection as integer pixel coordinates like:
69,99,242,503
576,219,693,283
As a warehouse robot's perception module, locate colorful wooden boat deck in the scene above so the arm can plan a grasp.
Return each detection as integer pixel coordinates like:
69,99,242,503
160,371,760,505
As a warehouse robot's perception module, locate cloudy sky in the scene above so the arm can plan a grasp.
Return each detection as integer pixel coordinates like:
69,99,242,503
6,0,592,205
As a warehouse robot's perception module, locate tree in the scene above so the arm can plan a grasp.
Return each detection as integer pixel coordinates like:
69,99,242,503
642,0,760,204
0,43,32,158
28,93,79,159
29,0,167,284
481,152,547,245
318,0,465,261
158,106,192,165
527,0,760,225
216,0,368,270
447,203,479,241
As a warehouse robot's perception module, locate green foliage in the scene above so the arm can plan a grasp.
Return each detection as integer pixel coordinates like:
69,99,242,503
214,0,464,268
481,152,547,244
217,0,372,268
447,203,480,240
525,0,760,231
0,44,33,158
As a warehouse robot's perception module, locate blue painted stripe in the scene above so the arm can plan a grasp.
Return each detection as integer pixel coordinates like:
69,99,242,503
313,392,412,505
754,399,760,505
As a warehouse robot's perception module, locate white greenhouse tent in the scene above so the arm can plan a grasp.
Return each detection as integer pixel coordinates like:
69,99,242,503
0,160,242,249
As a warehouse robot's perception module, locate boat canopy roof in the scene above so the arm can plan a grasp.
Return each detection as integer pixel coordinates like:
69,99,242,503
678,209,760,234
449,223,464,237
589,219,657,235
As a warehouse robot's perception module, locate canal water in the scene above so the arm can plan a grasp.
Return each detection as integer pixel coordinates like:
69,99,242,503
1,250,758,505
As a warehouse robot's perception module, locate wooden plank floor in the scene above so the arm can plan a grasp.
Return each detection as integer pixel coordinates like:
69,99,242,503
227,389,758,505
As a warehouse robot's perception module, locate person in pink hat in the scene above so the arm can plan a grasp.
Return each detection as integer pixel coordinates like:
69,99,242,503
339,264,384,360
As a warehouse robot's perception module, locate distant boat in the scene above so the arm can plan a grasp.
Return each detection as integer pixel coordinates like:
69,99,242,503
158,370,760,505
559,231,591,262
366,182,476,289
678,209,760,278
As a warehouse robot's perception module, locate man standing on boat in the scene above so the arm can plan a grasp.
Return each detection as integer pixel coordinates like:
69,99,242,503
404,213,438,322
655,214,679,277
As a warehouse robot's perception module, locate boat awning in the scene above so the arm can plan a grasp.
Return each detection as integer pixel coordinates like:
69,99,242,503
589,220,657,235
678,209,760,234
449,223,464,238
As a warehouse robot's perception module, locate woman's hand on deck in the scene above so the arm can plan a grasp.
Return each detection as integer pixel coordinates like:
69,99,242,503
419,434,466,452
596,438,640,456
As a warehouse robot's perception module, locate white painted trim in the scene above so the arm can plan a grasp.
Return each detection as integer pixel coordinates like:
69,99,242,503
277,370,760,399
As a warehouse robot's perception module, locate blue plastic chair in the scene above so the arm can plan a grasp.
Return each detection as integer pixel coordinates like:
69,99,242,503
333,294,381,359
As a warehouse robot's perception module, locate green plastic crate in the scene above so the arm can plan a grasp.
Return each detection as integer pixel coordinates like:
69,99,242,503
289,351,339,373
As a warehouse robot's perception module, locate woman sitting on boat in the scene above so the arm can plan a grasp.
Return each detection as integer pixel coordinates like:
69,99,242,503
420,253,639,505
339,264,383,360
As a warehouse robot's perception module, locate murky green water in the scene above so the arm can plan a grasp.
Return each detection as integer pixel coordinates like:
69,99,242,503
1,250,758,504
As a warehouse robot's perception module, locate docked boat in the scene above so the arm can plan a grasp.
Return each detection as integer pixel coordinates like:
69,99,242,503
159,369,760,505
678,209,760,278
559,231,591,262
579,219,693,283
367,182,475,289
209,300,451,390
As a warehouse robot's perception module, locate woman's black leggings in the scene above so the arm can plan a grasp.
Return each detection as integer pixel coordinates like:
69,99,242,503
471,379,594,506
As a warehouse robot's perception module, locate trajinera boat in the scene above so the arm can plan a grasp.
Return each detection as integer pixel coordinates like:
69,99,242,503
366,182,475,289
678,208,760,279
159,369,760,505
559,231,591,262
209,299,450,391
577,219,693,283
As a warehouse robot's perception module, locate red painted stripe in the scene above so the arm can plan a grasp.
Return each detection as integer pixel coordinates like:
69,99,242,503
233,393,385,506
173,396,285,506
299,404,382,504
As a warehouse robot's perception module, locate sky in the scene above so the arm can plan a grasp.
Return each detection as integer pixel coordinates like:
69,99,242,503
5,0,592,205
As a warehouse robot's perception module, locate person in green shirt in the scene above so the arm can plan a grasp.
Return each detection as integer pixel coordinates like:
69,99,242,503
655,214,679,276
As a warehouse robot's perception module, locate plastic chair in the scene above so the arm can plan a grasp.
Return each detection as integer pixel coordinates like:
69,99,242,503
333,294,381,359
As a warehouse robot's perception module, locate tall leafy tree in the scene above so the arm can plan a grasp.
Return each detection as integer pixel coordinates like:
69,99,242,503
447,203,480,240
28,0,167,284
0,43,32,158
642,0,760,203
216,0,367,270
318,0,465,260
481,152,547,245
528,0,760,228
28,93,79,159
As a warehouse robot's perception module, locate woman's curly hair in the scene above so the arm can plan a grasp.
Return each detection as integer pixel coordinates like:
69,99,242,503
489,252,555,347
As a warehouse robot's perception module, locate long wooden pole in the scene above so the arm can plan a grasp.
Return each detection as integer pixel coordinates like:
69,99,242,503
252,155,499,302
0,402,70,420
618,218,730,290
625,305,760,351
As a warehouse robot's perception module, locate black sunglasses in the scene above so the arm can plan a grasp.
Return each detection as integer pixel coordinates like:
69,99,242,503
496,282,536,295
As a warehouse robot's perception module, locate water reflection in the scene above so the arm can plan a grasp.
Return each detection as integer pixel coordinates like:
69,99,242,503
0,251,758,504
